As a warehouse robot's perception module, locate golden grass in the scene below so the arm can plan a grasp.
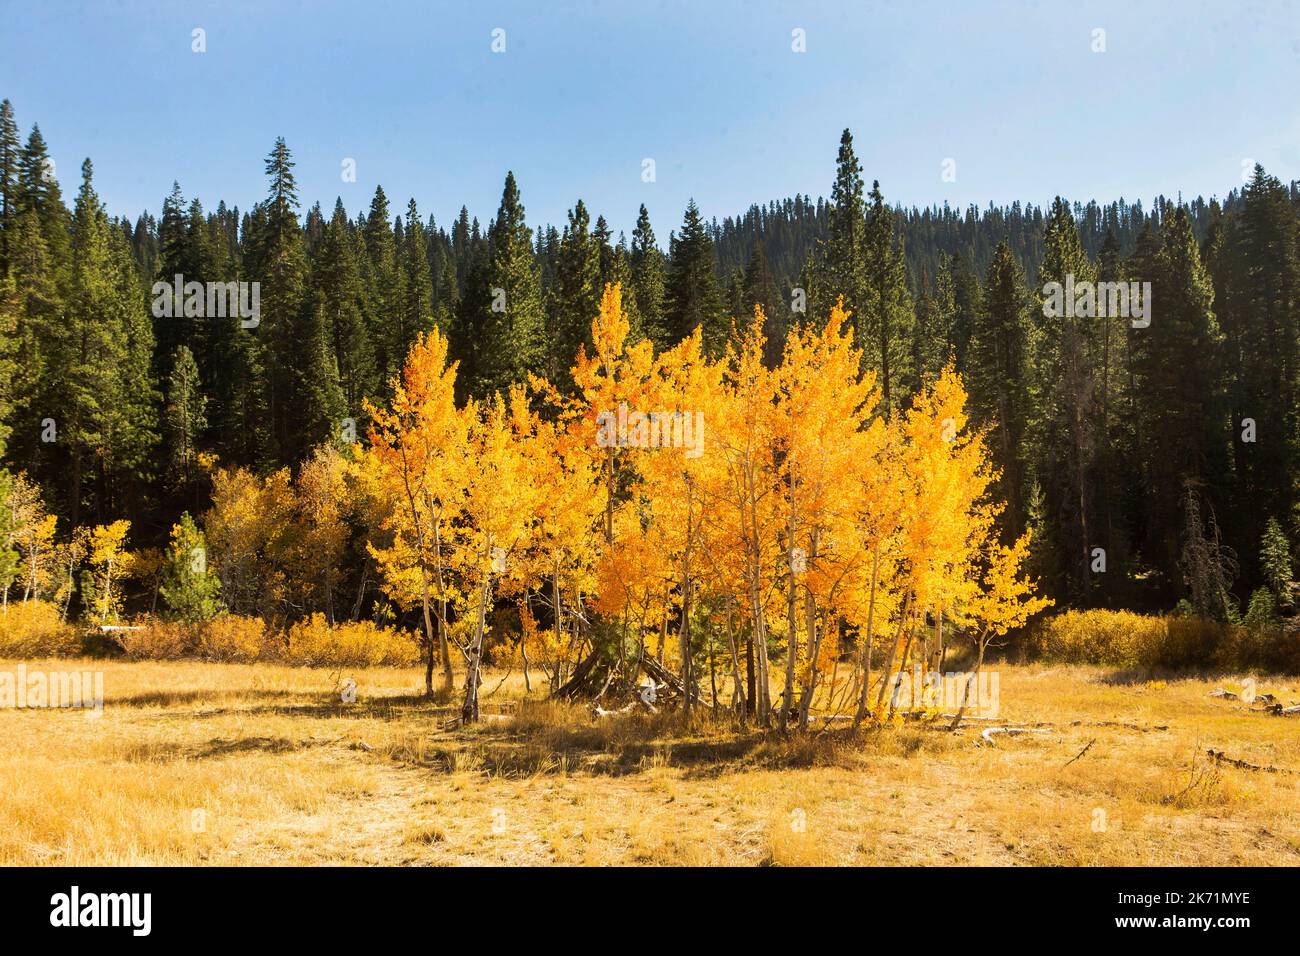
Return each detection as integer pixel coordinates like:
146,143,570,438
1,657,1299,865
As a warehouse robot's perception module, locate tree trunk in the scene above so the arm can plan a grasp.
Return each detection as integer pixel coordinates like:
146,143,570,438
724,601,746,720
745,629,755,713
419,559,436,697
708,634,718,715
432,522,454,691
935,610,946,675
852,545,881,729
680,576,693,718
657,594,668,664
551,561,563,687
461,571,491,723
779,528,799,732
797,539,821,732
746,466,772,725
887,618,919,721
874,591,913,713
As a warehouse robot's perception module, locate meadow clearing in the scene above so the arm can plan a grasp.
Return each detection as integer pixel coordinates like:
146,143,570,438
2,657,1298,867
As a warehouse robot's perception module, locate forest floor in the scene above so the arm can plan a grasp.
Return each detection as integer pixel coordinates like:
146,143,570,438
3,658,1299,865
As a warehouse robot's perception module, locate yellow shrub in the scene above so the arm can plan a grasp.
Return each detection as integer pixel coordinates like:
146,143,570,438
281,614,420,668
117,618,191,660
0,601,79,657
1036,609,1223,669
194,615,266,663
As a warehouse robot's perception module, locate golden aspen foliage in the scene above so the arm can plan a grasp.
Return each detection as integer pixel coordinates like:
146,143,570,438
361,328,467,692
83,520,133,625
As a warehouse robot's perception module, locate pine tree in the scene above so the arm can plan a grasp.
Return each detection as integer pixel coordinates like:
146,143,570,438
17,125,70,293
1214,166,1300,568
182,196,214,381
311,200,376,415
970,242,1031,540
0,108,23,456
822,129,868,325
910,268,947,390
0,99,21,276
450,230,491,401
399,197,434,359
432,250,458,333
452,205,472,287
164,344,206,491
0,269,16,458
664,199,725,355
153,182,188,373
548,199,600,385
254,137,338,464
362,186,403,391
631,204,666,346
107,221,161,508
741,240,784,366
1030,197,1099,602
477,171,545,394
54,159,159,521
606,241,641,340
1142,207,1225,576
1259,516,1292,606
159,512,222,622
204,201,265,470
861,180,913,410
594,220,640,338
4,205,58,478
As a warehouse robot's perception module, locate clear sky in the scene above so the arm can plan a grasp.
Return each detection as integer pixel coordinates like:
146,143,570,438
2,0,1298,238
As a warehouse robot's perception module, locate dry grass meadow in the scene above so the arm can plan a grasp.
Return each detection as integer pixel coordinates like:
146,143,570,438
3,657,1300,866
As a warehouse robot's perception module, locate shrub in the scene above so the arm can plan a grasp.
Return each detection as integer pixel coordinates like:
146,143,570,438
1033,607,1300,672
0,600,80,657
281,614,420,668
194,614,265,662
1035,609,1223,669
116,618,191,660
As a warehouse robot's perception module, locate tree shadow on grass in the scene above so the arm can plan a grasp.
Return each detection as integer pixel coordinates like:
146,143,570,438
128,692,455,722
392,720,882,780
113,688,304,709
120,733,353,762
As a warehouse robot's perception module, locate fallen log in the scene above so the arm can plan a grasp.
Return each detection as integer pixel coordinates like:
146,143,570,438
552,653,600,701
1253,701,1300,716
1206,748,1300,776
937,717,1168,733
1068,719,1168,732
979,726,1053,746
641,654,703,707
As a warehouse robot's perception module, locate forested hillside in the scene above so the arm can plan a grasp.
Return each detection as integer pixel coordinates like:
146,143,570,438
1,98,1298,634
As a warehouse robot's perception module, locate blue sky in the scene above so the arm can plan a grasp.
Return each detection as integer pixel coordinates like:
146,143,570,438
2,0,1298,238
